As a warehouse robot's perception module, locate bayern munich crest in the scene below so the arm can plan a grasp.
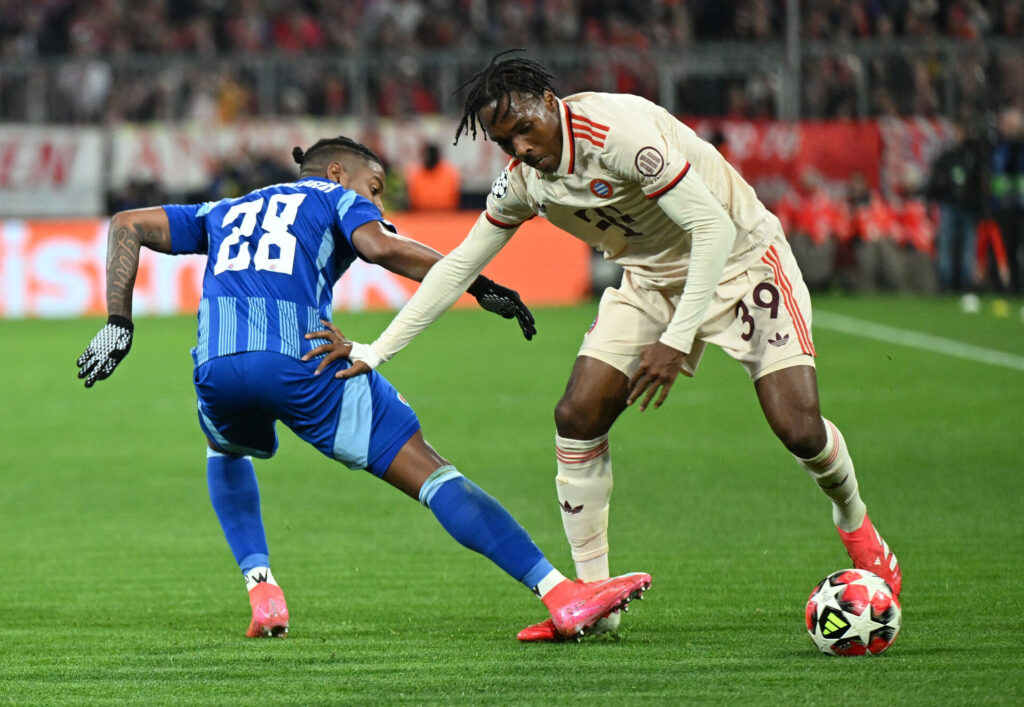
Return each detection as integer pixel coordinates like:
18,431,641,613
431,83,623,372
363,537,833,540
589,179,613,198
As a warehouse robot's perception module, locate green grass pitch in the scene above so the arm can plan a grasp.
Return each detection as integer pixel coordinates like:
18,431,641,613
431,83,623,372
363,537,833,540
2,294,1022,704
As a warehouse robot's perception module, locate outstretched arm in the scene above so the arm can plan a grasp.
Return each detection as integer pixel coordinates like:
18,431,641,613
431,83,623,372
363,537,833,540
77,207,173,387
350,220,443,282
304,212,518,377
350,219,534,339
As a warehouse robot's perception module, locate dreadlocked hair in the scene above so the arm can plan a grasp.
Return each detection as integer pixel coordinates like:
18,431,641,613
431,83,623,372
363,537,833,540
292,136,382,171
454,49,555,145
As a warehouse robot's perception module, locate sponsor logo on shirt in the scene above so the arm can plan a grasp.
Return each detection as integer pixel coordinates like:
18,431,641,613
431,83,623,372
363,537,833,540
589,179,613,198
634,147,665,177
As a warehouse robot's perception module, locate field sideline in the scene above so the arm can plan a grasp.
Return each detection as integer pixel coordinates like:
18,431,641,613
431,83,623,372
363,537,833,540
2,294,1022,704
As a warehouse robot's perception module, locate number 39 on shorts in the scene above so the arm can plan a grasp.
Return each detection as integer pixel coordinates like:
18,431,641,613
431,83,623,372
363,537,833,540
214,193,306,276
734,282,780,341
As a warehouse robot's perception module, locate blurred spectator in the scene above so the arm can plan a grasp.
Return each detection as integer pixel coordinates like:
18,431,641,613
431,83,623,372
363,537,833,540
892,168,940,294
927,121,987,291
55,23,111,123
107,178,165,214
206,149,295,201
776,169,845,291
987,106,1024,293
847,172,904,292
404,142,461,211
974,217,1011,290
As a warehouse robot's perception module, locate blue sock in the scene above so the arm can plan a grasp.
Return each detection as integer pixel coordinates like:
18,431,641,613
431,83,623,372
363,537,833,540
419,466,555,590
207,449,269,575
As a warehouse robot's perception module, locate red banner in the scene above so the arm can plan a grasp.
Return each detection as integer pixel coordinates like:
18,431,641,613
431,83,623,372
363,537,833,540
690,119,883,203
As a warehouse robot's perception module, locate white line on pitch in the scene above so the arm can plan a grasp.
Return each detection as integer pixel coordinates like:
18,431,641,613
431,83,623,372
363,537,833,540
814,310,1024,372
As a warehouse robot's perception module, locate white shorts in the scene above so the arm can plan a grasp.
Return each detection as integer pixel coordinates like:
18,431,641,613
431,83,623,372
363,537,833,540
579,232,816,380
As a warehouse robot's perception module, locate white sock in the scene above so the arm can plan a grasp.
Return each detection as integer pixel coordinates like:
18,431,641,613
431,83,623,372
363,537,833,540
555,434,613,582
535,569,567,600
795,418,867,532
244,566,278,591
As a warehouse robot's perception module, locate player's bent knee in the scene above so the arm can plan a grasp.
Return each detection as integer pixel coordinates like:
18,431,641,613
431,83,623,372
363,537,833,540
554,396,612,439
777,416,828,459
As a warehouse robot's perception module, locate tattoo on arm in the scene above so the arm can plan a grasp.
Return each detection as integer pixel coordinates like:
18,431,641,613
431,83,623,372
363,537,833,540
105,214,172,318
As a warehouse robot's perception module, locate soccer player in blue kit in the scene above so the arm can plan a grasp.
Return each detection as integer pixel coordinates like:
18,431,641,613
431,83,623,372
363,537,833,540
76,136,651,640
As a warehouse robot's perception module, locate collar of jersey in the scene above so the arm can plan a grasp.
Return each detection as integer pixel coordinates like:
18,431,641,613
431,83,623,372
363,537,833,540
551,97,576,178
298,176,332,184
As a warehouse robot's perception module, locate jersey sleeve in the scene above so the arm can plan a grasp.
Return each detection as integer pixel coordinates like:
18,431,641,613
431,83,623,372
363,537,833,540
335,192,387,251
484,161,536,228
162,203,209,255
600,102,691,199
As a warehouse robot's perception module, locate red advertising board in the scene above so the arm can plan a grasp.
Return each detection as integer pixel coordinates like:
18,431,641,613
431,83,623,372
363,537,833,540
0,212,591,319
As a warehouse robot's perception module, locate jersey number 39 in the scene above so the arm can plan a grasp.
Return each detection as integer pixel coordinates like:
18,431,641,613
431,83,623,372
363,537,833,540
213,193,306,276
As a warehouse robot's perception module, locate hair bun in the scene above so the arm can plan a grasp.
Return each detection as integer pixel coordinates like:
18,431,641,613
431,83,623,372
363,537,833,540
291,146,305,164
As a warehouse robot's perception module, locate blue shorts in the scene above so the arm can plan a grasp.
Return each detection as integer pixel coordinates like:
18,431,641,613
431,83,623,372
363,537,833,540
193,351,420,477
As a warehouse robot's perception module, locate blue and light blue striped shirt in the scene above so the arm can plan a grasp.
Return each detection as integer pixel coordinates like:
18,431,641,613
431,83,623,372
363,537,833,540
163,177,383,366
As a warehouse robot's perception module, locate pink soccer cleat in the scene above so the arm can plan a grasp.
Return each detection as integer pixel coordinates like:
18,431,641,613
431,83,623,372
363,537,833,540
837,513,902,599
540,573,651,639
517,611,621,642
517,618,559,642
245,581,289,638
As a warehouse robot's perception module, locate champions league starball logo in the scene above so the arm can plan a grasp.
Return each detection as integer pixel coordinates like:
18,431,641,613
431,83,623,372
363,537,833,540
491,169,510,199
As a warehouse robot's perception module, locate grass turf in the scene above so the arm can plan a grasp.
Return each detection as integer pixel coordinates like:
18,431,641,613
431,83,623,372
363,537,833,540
2,294,1022,704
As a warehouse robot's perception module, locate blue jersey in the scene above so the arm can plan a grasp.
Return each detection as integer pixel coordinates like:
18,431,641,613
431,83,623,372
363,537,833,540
163,177,383,366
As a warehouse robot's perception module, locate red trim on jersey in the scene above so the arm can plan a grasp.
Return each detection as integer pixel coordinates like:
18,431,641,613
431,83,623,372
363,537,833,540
508,158,522,170
571,122,606,147
556,439,609,464
562,103,576,174
572,114,611,132
761,246,816,356
571,119,608,137
486,213,520,229
644,162,690,199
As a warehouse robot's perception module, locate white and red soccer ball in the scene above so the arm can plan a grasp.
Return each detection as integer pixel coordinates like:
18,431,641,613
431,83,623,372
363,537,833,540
805,568,901,656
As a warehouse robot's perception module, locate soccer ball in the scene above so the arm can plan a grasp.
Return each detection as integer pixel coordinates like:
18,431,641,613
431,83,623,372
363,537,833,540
805,569,901,656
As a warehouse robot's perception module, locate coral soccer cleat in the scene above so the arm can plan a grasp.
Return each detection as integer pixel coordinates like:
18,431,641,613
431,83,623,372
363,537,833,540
517,611,621,643
837,513,902,599
541,573,650,640
245,581,289,638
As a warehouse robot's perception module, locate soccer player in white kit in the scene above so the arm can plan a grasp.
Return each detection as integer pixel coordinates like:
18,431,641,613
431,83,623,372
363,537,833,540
315,52,902,641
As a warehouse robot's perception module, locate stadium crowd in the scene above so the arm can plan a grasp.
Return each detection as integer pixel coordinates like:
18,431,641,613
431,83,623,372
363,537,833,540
4,0,1023,59
6,0,1021,297
1,1,1022,122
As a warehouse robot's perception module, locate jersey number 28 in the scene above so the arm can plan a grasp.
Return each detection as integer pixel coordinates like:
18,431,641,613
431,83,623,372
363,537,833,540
213,193,306,276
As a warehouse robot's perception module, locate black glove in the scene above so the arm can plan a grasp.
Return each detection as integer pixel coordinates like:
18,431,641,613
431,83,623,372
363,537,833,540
468,276,536,340
77,315,134,388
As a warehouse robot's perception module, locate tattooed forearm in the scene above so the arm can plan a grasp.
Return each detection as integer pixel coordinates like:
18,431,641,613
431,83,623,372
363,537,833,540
105,210,173,318
105,222,141,318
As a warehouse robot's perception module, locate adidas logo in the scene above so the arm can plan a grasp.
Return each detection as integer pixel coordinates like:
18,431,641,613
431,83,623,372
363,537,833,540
768,332,790,347
560,500,584,514
820,608,849,637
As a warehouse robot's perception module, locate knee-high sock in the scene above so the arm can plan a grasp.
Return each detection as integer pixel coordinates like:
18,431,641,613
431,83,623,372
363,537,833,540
419,466,562,595
555,434,613,582
207,449,269,575
795,418,867,532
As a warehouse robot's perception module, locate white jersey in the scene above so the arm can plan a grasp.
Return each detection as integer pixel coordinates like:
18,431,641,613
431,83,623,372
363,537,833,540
487,92,778,290
364,92,783,364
